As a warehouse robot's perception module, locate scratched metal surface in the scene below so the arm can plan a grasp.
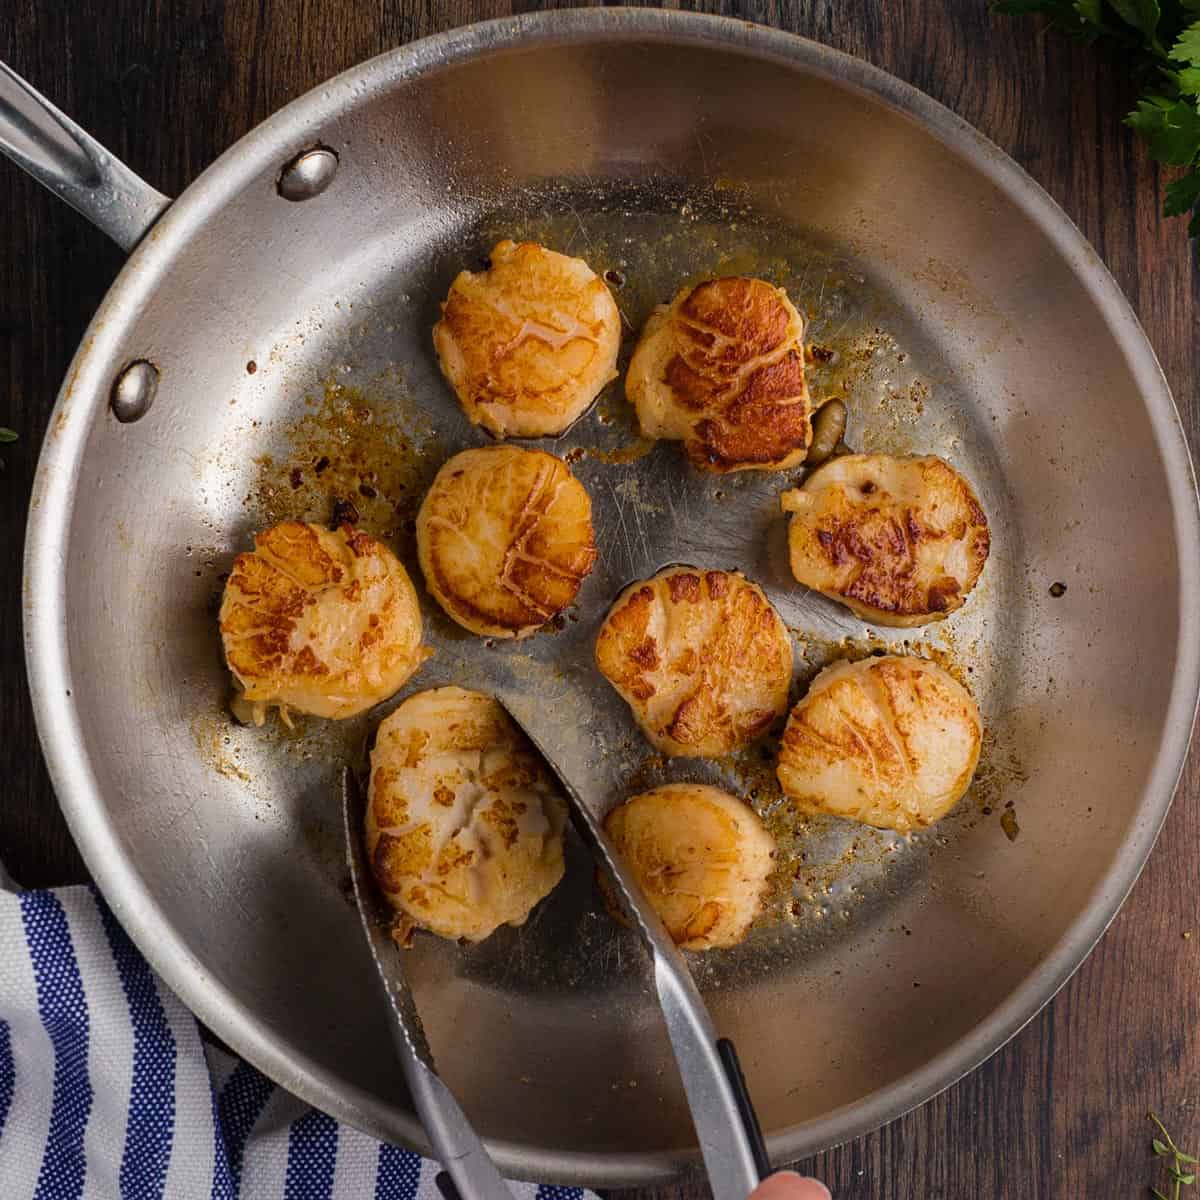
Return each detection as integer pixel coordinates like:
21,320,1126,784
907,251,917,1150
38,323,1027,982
25,15,1199,1186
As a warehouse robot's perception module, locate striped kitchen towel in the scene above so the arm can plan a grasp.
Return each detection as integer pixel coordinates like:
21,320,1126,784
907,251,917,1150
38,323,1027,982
0,875,595,1200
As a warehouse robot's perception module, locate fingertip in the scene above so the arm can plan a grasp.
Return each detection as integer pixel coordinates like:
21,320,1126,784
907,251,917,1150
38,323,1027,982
750,1169,832,1200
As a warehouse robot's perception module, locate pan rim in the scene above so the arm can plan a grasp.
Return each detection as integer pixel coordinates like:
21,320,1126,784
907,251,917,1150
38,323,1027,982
23,7,1200,1185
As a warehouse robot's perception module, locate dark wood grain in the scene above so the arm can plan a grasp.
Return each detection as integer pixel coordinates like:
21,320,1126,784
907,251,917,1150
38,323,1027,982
2,3,1197,1196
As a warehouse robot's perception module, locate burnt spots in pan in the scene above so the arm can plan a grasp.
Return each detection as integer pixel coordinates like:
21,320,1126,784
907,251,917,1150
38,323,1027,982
329,496,359,528
247,378,444,548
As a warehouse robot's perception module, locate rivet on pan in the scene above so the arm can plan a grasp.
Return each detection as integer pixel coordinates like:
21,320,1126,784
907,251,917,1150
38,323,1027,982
277,147,339,202
110,360,159,423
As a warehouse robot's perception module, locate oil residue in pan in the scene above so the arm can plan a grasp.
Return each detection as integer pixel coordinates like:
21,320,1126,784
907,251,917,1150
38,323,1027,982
249,375,445,553
202,180,1028,995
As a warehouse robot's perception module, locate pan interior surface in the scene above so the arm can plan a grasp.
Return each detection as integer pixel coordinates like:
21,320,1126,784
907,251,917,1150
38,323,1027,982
29,16,1198,1184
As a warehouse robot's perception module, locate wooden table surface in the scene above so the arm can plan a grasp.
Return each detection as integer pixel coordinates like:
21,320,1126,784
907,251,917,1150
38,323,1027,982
2,2,1198,1196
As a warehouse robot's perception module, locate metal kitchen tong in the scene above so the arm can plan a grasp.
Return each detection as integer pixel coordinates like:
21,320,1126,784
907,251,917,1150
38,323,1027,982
342,702,770,1200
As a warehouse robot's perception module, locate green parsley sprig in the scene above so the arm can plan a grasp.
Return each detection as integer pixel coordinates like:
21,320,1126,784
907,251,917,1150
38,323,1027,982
1150,1111,1198,1200
995,1,1200,239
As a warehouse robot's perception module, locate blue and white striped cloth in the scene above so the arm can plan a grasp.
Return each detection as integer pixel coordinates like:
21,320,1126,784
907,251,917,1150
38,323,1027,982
0,875,596,1200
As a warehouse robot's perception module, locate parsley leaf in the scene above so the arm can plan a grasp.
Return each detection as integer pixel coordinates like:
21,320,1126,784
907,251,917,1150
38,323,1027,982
1171,21,1200,64
1107,0,1163,42
1165,167,1200,211
1174,64,1200,92
1126,95,1200,163
998,0,1200,247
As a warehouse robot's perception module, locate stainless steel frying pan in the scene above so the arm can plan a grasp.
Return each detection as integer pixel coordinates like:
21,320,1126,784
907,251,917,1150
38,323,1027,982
7,9,1200,1187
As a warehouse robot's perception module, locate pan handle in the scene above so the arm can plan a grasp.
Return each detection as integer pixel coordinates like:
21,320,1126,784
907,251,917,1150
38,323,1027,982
0,61,171,252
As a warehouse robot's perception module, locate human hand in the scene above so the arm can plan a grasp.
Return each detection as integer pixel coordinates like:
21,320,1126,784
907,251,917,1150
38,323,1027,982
749,1169,832,1200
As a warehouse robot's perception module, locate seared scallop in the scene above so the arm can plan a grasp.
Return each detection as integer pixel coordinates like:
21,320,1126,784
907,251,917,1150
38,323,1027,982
603,783,775,950
417,445,597,638
219,521,428,724
595,566,793,758
367,687,567,943
433,239,621,438
777,655,982,833
626,276,812,472
781,453,990,627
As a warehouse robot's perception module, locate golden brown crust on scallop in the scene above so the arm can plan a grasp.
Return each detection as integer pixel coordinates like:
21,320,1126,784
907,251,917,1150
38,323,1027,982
219,521,428,722
367,687,566,943
416,446,596,639
602,783,776,950
432,240,621,438
781,453,990,627
626,276,812,472
776,655,982,833
594,566,793,757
